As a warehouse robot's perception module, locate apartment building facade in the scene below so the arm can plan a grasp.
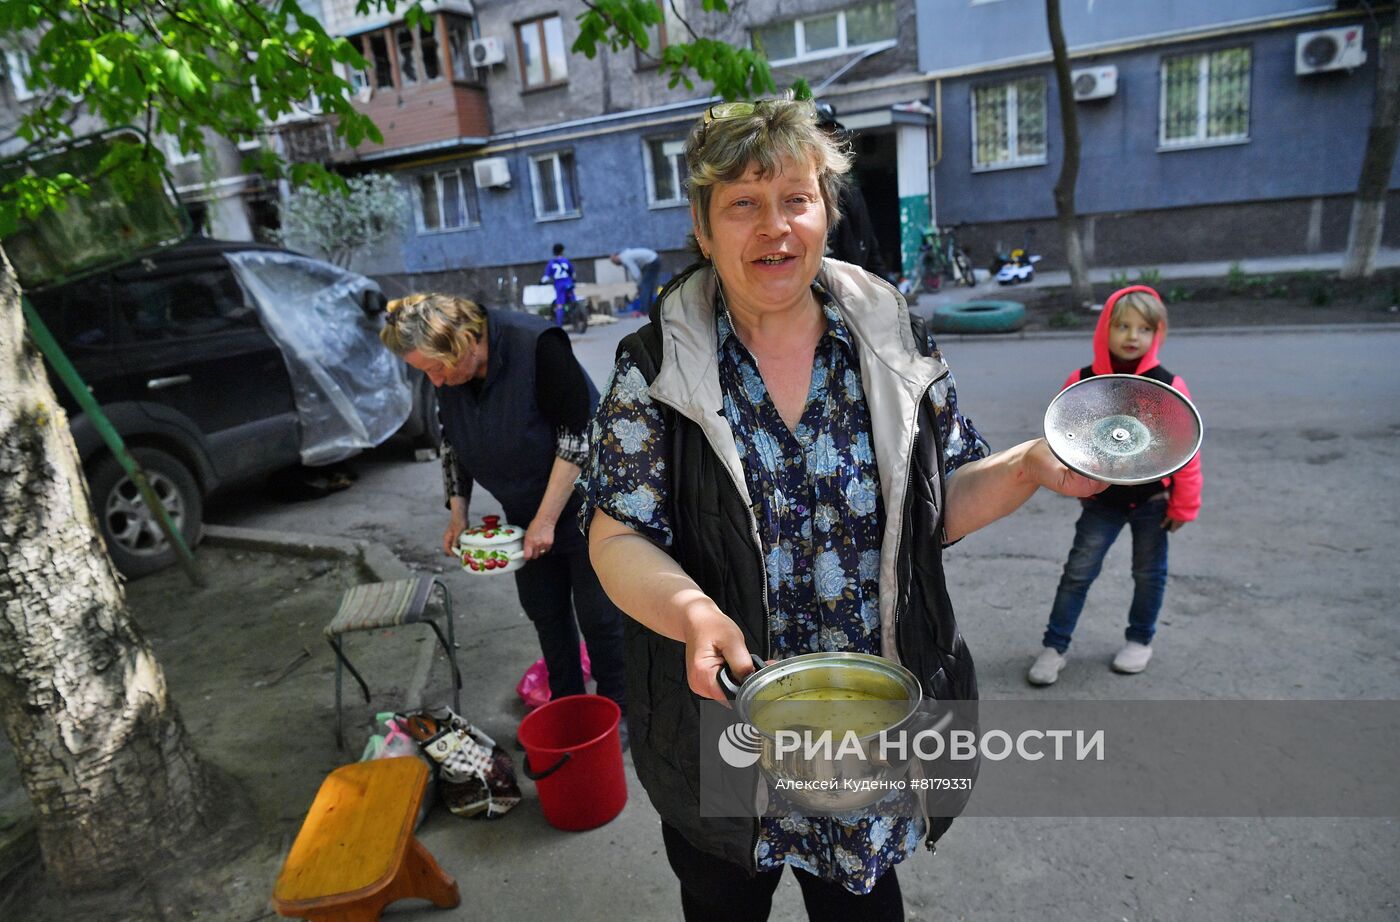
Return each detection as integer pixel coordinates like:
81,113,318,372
918,0,1397,270
291,0,941,300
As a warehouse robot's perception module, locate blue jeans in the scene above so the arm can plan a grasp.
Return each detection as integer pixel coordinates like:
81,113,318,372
1042,498,1169,653
637,258,662,316
513,526,628,712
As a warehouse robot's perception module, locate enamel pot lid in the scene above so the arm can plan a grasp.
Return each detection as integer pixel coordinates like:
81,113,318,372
1043,374,1203,485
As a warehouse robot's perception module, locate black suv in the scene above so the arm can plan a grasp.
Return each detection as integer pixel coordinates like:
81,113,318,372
29,238,438,577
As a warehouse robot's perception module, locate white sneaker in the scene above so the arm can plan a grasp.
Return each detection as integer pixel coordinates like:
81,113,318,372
1027,648,1067,686
1112,641,1153,674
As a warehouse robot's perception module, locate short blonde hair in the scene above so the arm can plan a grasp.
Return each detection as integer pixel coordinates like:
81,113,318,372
684,98,851,243
1112,290,1167,330
379,293,485,364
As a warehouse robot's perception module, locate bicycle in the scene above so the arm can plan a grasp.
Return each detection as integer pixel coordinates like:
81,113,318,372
556,296,589,335
911,226,977,296
943,226,977,289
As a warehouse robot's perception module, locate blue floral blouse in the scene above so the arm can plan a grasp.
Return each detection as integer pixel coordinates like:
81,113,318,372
581,288,988,893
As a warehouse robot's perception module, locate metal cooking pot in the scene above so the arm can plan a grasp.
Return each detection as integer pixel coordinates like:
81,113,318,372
718,652,923,811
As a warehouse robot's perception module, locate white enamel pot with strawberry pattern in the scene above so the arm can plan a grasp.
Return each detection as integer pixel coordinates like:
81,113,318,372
457,515,526,575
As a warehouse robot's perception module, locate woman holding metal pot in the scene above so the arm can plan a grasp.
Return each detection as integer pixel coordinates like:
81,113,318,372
580,97,1102,921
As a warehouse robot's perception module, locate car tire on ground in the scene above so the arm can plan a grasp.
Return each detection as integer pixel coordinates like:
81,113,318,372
88,447,204,578
930,300,1027,334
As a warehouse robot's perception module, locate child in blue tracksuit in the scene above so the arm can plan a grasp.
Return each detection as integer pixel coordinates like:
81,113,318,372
1028,286,1203,686
542,243,577,327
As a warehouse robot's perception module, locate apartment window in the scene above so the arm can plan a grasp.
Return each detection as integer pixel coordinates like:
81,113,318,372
971,76,1048,170
418,169,476,232
447,17,472,81
4,49,33,102
644,137,687,206
397,27,419,85
347,60,370,95
517,15,568,88
366,33,393,89
419,24,441,80
637,0,688,68
530,151,578,219
1160,47,1250,148
752,1,896,65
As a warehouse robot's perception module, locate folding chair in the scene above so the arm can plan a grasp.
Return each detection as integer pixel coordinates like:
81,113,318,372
325,577,461,749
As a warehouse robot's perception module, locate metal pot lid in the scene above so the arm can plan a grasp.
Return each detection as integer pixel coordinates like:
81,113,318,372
1044,374,1203,485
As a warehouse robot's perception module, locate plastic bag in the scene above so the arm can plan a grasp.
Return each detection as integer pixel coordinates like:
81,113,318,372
400,707,521,819
225,250,410,465
361,712,436,826
515,642,592,709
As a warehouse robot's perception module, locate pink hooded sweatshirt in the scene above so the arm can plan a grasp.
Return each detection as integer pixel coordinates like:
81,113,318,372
1061,285,1202,523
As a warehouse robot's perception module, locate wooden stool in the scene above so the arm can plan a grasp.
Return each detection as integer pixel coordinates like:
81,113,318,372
273,757,459,922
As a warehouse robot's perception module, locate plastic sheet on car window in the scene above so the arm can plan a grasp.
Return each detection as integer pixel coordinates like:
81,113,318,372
225,250,410,466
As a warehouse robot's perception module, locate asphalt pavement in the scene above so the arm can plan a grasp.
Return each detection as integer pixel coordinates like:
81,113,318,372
184,307,1400,921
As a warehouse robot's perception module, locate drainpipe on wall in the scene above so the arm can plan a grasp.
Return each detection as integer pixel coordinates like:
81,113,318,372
929,79,942,229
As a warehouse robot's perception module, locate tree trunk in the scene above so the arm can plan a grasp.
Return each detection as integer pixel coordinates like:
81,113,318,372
0,246,215,889
1341,6,1400,279
1046,0,1094,308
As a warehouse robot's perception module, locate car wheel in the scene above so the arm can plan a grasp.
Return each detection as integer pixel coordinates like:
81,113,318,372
88,447,204,579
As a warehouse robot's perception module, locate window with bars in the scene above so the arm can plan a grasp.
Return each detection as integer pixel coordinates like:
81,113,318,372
517,15,569,89
530,151,579,219
752,1,897,65
971,76,1048,170
1160,47,1251,148
417,169,477,232
644,137,687,206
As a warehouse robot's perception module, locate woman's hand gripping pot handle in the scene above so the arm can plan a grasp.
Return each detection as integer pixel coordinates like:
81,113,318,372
717,654,770,701
589,508,764,702
443,496,469,556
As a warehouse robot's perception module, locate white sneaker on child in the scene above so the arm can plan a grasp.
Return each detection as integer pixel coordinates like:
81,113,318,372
1027,648,1067,686
1111,641,1153,674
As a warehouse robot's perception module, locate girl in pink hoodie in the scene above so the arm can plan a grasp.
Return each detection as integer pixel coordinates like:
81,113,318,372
1028,286,1202,685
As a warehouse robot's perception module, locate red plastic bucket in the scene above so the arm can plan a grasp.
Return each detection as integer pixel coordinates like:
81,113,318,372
518,694,626,831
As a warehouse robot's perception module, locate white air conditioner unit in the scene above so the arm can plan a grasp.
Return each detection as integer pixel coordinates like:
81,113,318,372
1296,26,1366,75
469,36,506,68
473,157,511,189
1072,65,1118,101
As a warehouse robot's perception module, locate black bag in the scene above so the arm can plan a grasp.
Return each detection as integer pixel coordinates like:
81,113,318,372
400,707,522,818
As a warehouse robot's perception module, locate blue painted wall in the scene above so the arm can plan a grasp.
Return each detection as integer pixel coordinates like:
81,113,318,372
933,21,1389,225
916,0,1334,73
394,122,697,276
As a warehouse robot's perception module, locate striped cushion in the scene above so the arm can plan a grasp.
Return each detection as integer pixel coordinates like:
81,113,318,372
326,578,436,636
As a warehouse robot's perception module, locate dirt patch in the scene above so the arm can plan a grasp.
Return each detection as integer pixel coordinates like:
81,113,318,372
1,547,379,922
1009,267,1400,332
